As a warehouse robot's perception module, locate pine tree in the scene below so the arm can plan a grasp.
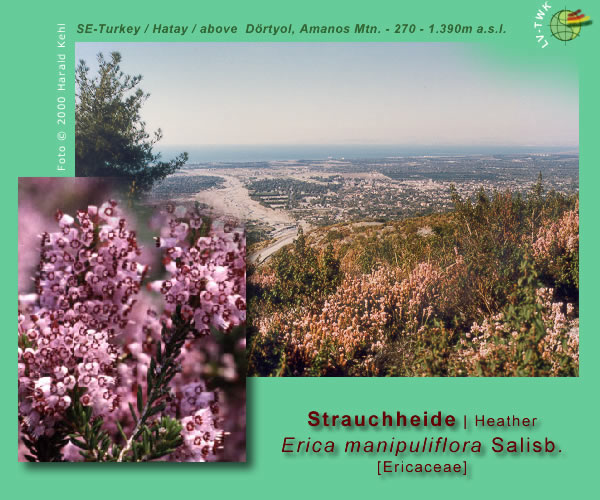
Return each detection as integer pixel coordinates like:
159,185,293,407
75,52,187,192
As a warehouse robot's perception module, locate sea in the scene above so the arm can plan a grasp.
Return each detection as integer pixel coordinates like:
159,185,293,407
157,145,577,164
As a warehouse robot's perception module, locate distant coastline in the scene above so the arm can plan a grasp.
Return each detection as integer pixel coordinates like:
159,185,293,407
157,145,579,164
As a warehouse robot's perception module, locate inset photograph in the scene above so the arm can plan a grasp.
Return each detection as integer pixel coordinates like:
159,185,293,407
18,178,246,461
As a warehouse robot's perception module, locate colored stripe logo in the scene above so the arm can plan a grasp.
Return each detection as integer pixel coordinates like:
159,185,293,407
567,9,590,24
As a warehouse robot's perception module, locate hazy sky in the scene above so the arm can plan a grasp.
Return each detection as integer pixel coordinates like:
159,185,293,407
75,43,578,148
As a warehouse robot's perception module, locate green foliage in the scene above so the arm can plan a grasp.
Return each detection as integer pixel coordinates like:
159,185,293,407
22,430,69,462
320,242,341,290
119,416,183,463
75,52,188,192
18,333,32,350
326,229,345,242
401,323,463,377
247,325,287,377
114,309,192,461
542,247,579,299
266,228,342,307
64,387,182,462
66,386,118,461
306,337,344,376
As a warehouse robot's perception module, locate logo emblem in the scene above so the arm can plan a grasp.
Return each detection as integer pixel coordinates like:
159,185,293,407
534,4,592,47
550,9,591,42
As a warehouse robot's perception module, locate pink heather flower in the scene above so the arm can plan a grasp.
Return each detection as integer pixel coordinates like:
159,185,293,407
150,208,246,336
18,202,144,438
171,396,224,462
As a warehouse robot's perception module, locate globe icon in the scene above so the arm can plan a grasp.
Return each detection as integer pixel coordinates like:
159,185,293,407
550,10,581,41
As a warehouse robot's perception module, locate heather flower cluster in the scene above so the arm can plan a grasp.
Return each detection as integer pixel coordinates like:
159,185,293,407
253,258,465,376
18,200,246,462
151,205,246,336
533,202,579,259
169,382,223,462
19,203,140,440
532,203,579,291
460,286,579,376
